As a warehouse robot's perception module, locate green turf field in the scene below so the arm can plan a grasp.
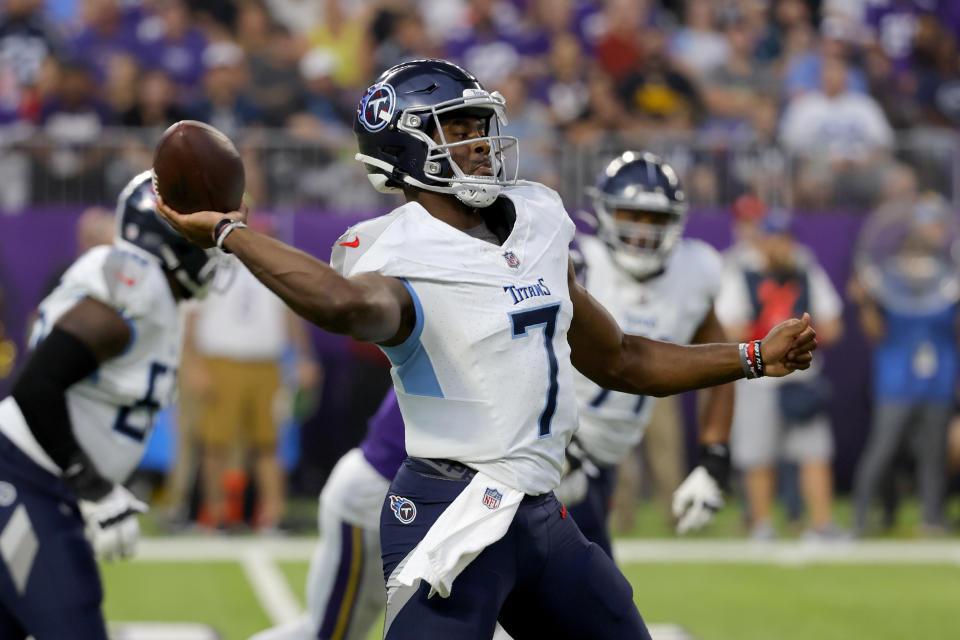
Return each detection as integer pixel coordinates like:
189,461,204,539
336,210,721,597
105,497,960,639
102,561,271,639
102,552,960,640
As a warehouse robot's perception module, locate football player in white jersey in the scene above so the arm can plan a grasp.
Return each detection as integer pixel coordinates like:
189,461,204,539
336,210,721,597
158,59,818,640
0,171,218,639
559,151,734,556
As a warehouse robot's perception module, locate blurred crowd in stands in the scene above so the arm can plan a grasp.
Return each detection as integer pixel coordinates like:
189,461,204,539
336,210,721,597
1,0,960,209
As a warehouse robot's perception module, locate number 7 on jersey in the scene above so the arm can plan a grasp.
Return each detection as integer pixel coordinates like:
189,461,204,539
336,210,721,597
509,303,561,439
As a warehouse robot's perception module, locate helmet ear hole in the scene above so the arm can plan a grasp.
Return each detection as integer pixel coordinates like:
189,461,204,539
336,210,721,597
382,145,404,160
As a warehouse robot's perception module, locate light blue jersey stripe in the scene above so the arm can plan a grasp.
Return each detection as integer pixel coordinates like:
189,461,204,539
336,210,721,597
380,279,443,398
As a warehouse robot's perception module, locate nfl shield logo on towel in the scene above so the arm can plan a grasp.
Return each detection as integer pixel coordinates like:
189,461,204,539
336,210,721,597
503,251,520,268
482,488,503,510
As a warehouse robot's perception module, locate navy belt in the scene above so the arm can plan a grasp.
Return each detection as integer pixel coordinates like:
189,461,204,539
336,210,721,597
404,457,551,504
405,457,477,482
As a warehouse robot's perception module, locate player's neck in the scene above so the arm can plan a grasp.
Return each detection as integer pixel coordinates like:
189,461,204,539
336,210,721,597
407,189,484,231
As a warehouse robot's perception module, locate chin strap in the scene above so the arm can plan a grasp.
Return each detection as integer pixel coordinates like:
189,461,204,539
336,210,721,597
453,183,501,208
355,153,504,208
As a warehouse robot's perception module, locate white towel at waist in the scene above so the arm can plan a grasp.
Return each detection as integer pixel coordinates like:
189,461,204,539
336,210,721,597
395,470,524,598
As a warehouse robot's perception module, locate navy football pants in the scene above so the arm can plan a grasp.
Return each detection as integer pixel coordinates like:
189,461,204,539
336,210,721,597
0,432,108,640
566,465,618,558
380,459,650,640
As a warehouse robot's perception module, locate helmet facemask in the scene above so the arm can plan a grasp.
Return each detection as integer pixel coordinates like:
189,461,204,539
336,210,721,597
159,245,222,300
591,189,687,279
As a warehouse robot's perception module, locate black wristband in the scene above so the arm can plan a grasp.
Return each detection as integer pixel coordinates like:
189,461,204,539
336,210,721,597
212,218,233,246
63,450,113,501
699,443,731,490
754,340,765,377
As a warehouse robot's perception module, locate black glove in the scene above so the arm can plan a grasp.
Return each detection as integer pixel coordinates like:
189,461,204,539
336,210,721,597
699,443,731,490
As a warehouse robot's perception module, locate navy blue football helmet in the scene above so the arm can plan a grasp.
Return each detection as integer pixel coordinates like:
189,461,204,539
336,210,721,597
354,58,518,208
588,151,687,278
115,171,219,298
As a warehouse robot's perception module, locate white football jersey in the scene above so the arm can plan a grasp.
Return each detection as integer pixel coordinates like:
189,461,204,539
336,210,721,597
332,182,577,495
572,236,723,466
21,245,182,482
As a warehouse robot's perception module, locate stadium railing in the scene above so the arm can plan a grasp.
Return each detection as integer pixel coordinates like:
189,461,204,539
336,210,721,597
0,125,958,214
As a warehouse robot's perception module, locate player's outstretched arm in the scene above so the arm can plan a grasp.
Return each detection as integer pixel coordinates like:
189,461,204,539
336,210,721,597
567,261,817,397
156,199,415,345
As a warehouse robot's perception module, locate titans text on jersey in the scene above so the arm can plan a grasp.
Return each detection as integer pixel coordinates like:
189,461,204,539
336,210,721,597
503,278,552,305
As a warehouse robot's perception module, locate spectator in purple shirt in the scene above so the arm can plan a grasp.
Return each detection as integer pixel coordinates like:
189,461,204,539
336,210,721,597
134,0,207,100
517,0,602,64
863,0,925,76
69,0,141,84
443,0,529,85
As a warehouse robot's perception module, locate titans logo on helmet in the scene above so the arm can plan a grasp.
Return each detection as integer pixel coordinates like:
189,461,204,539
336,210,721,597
358,83,396,132
389,494,417,524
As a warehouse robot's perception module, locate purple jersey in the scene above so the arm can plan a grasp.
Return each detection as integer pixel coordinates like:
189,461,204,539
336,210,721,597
135,27,207,93
935,0,960,42
70,7,143,84
865,1,923,73
359,388,407,481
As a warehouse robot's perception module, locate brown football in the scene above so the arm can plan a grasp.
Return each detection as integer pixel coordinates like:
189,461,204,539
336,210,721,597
152,120,245,214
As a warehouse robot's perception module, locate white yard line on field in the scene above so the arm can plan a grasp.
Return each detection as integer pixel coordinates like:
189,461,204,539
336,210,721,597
239,549,303,625
135,537,960,566
611,539,960,565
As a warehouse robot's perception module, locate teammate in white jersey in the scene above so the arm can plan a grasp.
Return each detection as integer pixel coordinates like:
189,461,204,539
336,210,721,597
560,152,734,555
158,59,818,640
0,171,218,639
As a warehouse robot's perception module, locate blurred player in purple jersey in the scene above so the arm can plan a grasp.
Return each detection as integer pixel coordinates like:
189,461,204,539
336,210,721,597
251,390,404,640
